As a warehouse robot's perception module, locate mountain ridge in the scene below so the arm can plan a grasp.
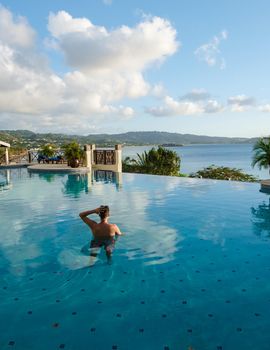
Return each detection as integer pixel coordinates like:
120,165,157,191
0,129,257,148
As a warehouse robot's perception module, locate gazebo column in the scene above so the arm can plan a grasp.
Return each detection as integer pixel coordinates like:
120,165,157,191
114,144,122,172
5,147,9,165
84,144,92,171
91,144,96,166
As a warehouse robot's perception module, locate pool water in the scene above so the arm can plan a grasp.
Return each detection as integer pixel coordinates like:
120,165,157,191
1,168,270,350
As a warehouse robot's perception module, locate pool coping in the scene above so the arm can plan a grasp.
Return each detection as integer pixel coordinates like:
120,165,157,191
260,179,270,192
27,164,90,173
0,163,30,169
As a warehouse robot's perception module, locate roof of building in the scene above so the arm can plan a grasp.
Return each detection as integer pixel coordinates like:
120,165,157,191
0,141,10,148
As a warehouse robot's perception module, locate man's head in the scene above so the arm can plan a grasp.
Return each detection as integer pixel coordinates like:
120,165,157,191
99,205,110,220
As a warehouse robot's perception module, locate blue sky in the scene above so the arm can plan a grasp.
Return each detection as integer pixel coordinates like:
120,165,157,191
0,0,269,137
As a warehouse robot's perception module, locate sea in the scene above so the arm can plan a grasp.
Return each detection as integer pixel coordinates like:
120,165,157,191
122,143,269,180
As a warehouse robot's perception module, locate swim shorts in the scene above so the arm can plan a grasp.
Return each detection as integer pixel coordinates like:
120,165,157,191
90,238,115,253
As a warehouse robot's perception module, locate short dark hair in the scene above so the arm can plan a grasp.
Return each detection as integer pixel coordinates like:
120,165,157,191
99,205,110,220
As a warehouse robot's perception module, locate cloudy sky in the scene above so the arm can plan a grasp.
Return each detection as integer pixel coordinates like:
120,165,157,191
0,0,269,136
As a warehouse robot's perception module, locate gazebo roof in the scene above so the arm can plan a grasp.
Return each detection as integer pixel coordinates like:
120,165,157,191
0,140,10,148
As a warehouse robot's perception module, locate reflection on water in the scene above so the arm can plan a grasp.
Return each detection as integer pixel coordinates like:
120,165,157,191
0,169,12,191
94,170,122,189
38,172,62,183
94,170,116,183
36,170,123,198
251,195,270,238
63,174,91,197
60,171,122,198
2,169,270,350
1,169,269,273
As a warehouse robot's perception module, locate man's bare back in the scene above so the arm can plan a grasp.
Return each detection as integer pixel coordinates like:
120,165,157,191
79,206,121,239
79,206,122,258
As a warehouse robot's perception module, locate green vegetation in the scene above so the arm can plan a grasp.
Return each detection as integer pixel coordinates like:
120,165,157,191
63,141,84,167
0,129,257,149
252,137,270,174
40,144,56,158
123,146,181,176
0,146,26,156
190,165,257,182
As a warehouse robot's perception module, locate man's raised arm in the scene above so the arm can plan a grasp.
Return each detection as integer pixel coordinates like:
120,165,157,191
79,208,100,230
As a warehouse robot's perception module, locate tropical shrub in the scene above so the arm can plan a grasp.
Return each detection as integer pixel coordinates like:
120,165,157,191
40,144,56,158
122,156,138,172
252,137,270,175
63,141,84,167
123,146,181,176
190,165,257,182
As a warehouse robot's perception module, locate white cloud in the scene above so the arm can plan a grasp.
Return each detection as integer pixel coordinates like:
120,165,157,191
180,89,210,101
220,30,228,40
1,7,264,132
146,95,204,117
0,7,179,132
258,104,270,113
103,0,112,5
48,11,179,72
228,95,256,112
151,83,166,98
194,30,228,69
204,99,224,113
146,91,224,117
0,5,36,48
0,42,65,114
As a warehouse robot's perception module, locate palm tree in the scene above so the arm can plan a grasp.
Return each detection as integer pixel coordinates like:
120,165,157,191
133,146,180,176
135,151,150,167
252,137,270,175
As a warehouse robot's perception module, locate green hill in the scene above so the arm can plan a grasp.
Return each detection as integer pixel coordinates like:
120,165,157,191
0,129,257,148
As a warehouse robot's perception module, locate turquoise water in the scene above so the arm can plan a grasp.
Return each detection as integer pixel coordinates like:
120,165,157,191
123,143,269,179
1,168,270,350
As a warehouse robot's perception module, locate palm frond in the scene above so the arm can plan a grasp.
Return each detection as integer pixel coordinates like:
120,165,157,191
252,138,270,171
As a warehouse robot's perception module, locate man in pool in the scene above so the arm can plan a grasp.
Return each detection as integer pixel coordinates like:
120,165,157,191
79,205,122,258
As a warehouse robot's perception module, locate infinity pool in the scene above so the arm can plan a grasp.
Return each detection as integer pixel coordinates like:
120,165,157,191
1,168,270,350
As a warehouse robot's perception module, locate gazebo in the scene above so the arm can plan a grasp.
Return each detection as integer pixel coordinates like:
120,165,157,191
0,140,10,165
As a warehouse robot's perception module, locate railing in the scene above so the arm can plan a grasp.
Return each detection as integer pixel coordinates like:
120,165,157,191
94,150,115,165
29,150,39,162
0,153,5,165
0,149,66,165
9,151,29,163
29,150,65,163
1,146,120,170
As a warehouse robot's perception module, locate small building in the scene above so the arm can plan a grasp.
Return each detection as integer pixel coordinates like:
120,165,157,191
84,144,122,173
0,141,10,165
